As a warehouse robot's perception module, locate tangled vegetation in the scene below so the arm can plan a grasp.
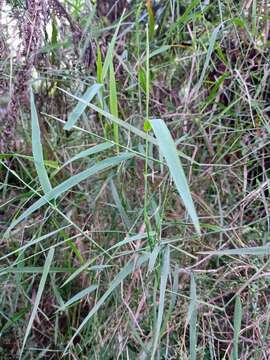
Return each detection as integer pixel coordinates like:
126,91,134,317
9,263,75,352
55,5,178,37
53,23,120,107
0,0,270,359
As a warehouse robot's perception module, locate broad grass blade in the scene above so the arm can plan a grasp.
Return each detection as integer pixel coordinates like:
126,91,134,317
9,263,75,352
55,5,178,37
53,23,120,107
150,119,200,235
30,89,52,194
20,248,54,359
64,83,103,130
6,153,133,233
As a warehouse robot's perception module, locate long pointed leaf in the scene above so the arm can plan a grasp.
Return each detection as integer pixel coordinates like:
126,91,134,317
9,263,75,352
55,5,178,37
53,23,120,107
64,83,103,130
30,89,52,194
200,246,270,256
109,61,119,151
6,153,133,233
58,285,98,311
65,142,114,166
188,273,197,360
102,11,125,80
20,248,54,358
150,119,200,235
59,87,157,144
151,246,170,359
233,295,242,360
196,24,222,93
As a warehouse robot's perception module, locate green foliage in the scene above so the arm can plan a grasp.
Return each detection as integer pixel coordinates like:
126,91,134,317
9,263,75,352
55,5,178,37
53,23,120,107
1,1,269,358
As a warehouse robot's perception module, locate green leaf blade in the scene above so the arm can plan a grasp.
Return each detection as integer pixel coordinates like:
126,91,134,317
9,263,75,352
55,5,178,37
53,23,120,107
109,61,119,151
200,246,270,256
102,11,125,81
151,246,170,359
58,285,98,311
6,153,133,233
233,295,242,360
65,142,114,166
20,248,55,358
30,89,52,194
150,119,200,235
64,83,103,130
188,273,197,360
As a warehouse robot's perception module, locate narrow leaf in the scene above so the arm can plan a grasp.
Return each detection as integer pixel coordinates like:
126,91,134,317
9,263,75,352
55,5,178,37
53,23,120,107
200,246,270,256
58,285,98,311
148,244,161,273
188,273,197,360
6,153,133,233
151,246,170,359
109,61,119,151
110,179,131,229
65,142,114,166
196,24,222,93
102,11,125,81
108,232,152,251
96,45,103,84
30,89,52,194
59,87,157,144
146,0,155,39
233,295,242,360
150,119,200,235
20,248,54,358
0,225,70,262
64,83,103,130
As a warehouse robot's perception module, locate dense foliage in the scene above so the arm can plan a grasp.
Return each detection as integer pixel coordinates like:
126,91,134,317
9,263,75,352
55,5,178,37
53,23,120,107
0,1,270,359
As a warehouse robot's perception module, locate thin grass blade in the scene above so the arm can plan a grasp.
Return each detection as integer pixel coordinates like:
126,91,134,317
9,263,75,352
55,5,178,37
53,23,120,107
148,244,161,274
96,45,103,83
151,246,170,359
102,11,125,81
146,0,155,39
58,87,157,144
110,179,131,229
20,248,54,359
188,272,197,360
196,23,222,93
109,61,119,152
0,225,70,262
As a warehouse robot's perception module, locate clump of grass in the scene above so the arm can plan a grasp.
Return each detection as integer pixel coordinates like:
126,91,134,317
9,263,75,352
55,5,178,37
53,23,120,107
1,1,270,359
